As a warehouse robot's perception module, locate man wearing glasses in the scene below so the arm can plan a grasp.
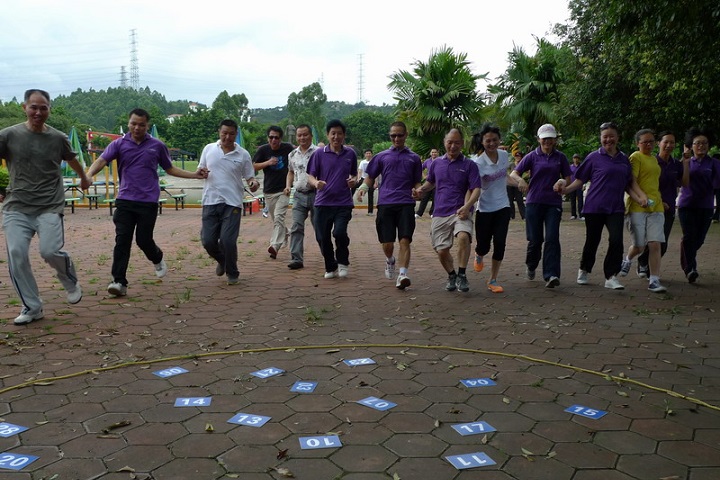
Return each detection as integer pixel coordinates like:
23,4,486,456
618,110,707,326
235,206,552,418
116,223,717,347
357,121,422,289
253,126,294,259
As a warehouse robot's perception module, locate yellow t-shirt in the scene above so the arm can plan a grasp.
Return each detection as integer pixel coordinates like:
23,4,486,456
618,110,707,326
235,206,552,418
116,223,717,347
627,151,663,213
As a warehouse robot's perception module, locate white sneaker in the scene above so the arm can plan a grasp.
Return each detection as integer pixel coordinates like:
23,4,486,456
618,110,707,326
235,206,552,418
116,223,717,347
604,276,625,290
324,270,338,279
648,279,667,293
396,274,411,290
154,259,168,278
14,307,44,326
107,282,128,296
385,258,396,279
338,264,349,278
577,269,589,285
66,281,83,304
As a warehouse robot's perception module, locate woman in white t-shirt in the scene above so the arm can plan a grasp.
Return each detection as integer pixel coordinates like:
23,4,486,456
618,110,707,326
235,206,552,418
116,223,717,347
470,125,519,293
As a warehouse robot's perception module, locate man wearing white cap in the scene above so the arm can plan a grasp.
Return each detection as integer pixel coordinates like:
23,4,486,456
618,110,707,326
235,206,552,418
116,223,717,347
510,124,572,288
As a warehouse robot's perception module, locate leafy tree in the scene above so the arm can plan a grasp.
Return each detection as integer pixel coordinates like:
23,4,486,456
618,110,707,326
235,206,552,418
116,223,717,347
165,108,224,156
344,110,394,153
287,82,327,134
388,46,487,156
212,91,249,122
555,0,720,142
489,38,572,147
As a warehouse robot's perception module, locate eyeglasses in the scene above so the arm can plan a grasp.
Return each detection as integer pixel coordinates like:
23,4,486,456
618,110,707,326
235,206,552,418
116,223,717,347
639,140,655,145
600,122,618,131
268,135,281,140
389,134,406,138
693,141,709,146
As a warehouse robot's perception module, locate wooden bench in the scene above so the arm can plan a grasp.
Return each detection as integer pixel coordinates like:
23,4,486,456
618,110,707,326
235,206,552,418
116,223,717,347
65,197,83,213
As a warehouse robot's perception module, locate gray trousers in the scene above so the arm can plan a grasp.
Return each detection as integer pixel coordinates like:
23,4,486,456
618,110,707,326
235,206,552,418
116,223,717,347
289,190,316,263
3,211,78,313
201,203,242,278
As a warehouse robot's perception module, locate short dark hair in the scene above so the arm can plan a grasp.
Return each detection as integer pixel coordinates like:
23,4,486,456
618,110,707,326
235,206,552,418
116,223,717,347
24,89,50,103
445,128,464,142
220,119,238,131
470,124,502,154
267,125,283,137
130,108,150,121
657,130,675,141
296,123,311,134
326,119,346,134
684,127,714,148
600,121,619,133
364,149,373,155
634,128,655,143
390,121,407,132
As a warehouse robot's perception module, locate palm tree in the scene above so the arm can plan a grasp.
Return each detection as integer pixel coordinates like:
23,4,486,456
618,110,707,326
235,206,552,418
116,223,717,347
489,38,569,147
388,46,486,156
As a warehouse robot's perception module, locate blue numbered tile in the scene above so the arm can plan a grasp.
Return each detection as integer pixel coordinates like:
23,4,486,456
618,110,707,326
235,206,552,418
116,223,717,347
174,397,212,407
446,452,496,470
251,367,285,378
565,404,607,419
0,452,40,470
227,413,271,427
299,435,342,450
290,381,318,393
153,367,189,378
343,358,376,366
0,423,29,438
460,378,497,388
356,396,397,411
451,421,497,436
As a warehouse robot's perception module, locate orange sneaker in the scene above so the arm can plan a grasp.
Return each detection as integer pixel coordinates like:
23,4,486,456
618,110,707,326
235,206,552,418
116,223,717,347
487,280,504,293
473,255,484,272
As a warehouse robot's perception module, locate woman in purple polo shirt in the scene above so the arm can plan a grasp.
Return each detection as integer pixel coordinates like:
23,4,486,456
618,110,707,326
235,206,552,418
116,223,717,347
562,122,647,290
510,124,571,288
677,127,720,283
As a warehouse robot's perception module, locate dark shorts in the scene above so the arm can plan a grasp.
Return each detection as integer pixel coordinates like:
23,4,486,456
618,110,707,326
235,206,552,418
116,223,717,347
376,204,416,243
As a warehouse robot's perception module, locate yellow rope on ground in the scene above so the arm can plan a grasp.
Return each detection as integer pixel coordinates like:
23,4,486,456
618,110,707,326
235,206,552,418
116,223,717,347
2,343,718,412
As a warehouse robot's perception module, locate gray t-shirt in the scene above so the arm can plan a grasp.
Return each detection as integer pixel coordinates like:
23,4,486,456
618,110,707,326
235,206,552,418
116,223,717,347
0,123,76,215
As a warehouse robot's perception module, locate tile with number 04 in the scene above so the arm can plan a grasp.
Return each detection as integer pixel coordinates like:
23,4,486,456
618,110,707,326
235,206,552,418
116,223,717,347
153,366,189,378
174,397,212,407
460,378,497,388
343,358,376,366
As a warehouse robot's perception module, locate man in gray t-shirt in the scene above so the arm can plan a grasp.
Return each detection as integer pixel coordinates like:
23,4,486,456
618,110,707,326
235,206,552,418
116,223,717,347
0,89,91,325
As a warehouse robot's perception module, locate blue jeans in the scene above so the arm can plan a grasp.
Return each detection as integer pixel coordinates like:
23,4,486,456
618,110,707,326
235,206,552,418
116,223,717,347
313,206,353,272
524,203,562,280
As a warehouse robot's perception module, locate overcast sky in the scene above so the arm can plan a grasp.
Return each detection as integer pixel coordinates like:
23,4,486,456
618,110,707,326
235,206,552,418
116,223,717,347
1,0,570,109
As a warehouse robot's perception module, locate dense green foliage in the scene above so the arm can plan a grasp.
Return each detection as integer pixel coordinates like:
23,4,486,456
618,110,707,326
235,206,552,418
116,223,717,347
344,110,394,153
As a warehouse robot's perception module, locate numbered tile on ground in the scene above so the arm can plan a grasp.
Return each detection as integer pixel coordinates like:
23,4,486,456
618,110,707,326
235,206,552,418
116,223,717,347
565,404,607,419
299,435,342,450
446,452,496,470
153,367,189,378
290,381,318,393
174,397,212,407
227,413,271,428
0,452,40,471
357,396,397,411
343,358,376,366
0,423,29,438
251,367,285,378
452,421,497,436
460,378,497,388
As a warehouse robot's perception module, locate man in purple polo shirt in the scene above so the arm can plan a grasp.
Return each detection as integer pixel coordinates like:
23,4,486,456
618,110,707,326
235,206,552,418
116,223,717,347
86,108,208,297
358,121,423,289
413,129,481,292
307,119,358,279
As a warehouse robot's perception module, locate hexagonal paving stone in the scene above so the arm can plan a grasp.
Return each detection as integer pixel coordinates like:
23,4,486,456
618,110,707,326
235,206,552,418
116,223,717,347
152,457,225,480
384,433,448,457
105,445,174,472
657,440,720,466
594,430,657,454
330,444,397,472
281,412,342,434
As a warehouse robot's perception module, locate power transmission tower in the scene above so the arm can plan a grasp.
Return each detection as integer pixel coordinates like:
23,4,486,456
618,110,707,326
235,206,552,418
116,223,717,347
129,29,139,90
357,54,365,104
120,66,128,88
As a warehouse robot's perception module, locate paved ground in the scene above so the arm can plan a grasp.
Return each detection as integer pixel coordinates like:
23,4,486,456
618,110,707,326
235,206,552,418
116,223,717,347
1,204,719,480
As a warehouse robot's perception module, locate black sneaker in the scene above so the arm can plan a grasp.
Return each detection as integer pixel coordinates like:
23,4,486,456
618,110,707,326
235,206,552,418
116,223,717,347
445,273,458,291
456,274,470,292
636,264,648,278
288,261,304,270
216,262,225,276
687,270,699,284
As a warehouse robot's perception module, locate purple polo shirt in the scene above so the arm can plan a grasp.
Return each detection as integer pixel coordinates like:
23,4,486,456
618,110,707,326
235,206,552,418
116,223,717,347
307,145,357,207
677,156,720,209
513,147,571,206
570,163,580,181
100,133,173,203
422,158,433,172
365,146,422,206
574,147,632,214
656,155,682,209
426,154,481,217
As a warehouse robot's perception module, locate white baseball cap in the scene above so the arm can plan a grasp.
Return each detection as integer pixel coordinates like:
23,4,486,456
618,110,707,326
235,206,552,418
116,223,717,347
537,124,558,139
